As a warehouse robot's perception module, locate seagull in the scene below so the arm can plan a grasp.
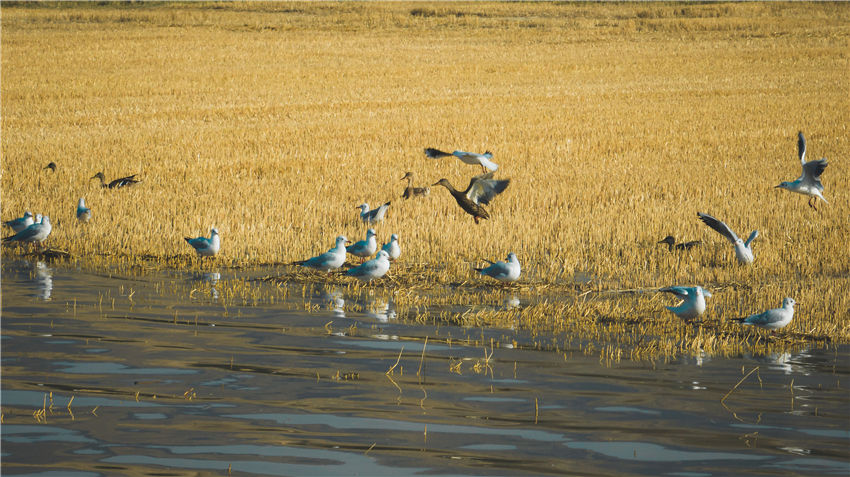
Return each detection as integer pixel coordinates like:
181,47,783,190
659,286,711,320
44,162,57,172
733,298,796,331
92,172,142,189
381,233,401,261
347,228,377,261
697,212,758,265
400,172,430,199
475,252,521,282
3,216,52,246
433,172,510,224
425,148,499,172
184,228,220,257
775,131,828,211
358,202,390,224
4,211,34,233
76,198,92,222
657,236,701,252
345,250,391,282
295,235,350,272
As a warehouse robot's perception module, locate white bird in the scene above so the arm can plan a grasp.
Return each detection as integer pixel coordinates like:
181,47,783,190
347,228,377,261
659,286,712,320
4,211,34,233
776,131,828,211
3,216,52,245
733,298,796,331
425,148,499,172
76,198,92,222
475,252,521,282
296,235,350,272
35,214,43,224
381,233,401,261
345,250,391,282
697,212,758,265
358,202,391,224
184,228,220,257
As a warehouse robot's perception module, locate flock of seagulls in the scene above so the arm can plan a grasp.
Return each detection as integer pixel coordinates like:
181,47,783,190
655,131,830,330
3,132,831,331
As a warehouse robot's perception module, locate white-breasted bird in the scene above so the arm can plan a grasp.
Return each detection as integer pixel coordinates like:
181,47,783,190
296,235,350,272
697,212,758,265
358,202,390,224
76,198,92,222
425,148,499,172
347,228,377,261
776,131,828,211
3,216,52,245
345,250,391,282
733,298,796,331
475,252,521,282
4,211,34,233
381,233,401,261
184,228,220,257
659,286,712,321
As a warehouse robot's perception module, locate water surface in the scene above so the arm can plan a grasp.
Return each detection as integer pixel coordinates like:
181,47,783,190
2,259,848,476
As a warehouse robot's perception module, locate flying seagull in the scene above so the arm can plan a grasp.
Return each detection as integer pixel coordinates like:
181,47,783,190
400,172,430,199
425,148,499,172
697,212,758,265
357,202,391,224
4,211,34,233
92,172,142,189
433,172,510,224
659,286,711,320
184,228,220,257
295,235,350,272
381,233,401,261
733,297,796,331
345,250,391,282
776,131,828,211
657,235,701,252
76,198,92,222
347,228,377,262
475,252,521,282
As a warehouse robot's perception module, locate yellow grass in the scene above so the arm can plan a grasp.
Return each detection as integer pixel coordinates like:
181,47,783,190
2,2,849,352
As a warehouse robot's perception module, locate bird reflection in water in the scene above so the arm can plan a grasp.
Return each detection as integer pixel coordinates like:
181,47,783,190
35,261,53,300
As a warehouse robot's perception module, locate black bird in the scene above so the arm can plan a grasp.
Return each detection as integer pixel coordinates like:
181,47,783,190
400,172,430,199
92,172,142,189
44,162,57,172
432,172,510,224
657,235,701,252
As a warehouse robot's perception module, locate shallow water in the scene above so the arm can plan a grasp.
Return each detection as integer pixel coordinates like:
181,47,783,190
2,259,848,476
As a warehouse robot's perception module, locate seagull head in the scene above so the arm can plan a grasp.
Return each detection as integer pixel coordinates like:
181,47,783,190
210,228,219,236
336,235,350,246
366,228,376,238
357,203,369,213
783,297,796,309
506,252,518,263
390,233,399,242
698,287,712,299
377,250,390,261
24,211,33,219
775,181,792,190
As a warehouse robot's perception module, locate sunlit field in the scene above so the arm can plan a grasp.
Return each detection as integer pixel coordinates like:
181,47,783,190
2,2,849,356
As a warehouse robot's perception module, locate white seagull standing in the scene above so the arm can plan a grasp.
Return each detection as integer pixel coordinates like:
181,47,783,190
659,286,712,321
776,131,828,211
345,250,391,282
347,228,377,262
733,298,796,331
358,202,391,224
4,211,34,233
381,233,401,261
76,198,92,222
425,148,499,172
184,228,220,257
296,235,350,272
3,216,52,246
697,212,758,265
475,252,521,282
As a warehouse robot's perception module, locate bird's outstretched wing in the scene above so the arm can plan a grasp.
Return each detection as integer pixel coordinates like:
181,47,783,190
660,286,691,300
797,131,806,165
424,148,452,159
697,212,739,244
466,172,510,205
744,230,759,248
801,158,827,190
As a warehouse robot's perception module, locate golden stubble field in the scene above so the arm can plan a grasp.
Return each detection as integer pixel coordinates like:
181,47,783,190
2,2,849,349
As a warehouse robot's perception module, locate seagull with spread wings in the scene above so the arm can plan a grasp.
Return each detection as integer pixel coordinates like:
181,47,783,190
697,212,758,265
776,131,828,211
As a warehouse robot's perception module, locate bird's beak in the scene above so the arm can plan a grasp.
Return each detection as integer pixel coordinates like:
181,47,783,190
773,184,782,188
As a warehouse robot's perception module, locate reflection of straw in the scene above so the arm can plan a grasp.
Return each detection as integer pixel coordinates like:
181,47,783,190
386,346,404,375
417,337,428,381
721,366,760,404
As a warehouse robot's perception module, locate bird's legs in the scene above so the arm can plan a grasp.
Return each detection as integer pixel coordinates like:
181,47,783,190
808,197,820,213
